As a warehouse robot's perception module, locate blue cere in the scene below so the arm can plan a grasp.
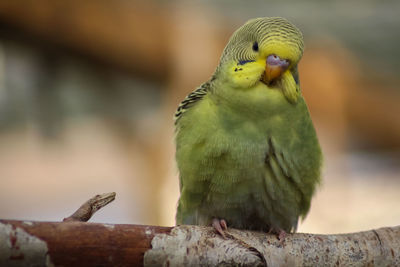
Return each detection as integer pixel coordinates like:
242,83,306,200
238,60,255,65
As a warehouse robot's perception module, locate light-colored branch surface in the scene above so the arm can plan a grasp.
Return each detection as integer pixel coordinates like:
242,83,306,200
0,220,399,266
63,192,116,222
145,225,400,266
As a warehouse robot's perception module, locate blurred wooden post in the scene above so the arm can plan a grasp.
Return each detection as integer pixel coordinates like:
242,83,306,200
0,0,169,80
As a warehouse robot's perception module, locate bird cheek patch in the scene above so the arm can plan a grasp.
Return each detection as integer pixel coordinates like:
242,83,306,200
230,62,265,88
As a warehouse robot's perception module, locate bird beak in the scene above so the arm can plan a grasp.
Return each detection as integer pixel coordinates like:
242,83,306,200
263,55,290,84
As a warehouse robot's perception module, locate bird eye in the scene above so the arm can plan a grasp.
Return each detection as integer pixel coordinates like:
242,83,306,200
252,42,259,52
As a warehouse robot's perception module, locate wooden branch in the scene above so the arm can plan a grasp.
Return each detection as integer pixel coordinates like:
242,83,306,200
63,192,116,222
0,220,171,266
0,220,399,266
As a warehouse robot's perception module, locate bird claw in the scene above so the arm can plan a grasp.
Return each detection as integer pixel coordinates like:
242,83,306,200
268,227,287,241
212,218,228,238
277,229,287,241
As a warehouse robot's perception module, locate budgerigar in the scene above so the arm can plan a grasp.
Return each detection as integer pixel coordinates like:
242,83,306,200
174,17,322,237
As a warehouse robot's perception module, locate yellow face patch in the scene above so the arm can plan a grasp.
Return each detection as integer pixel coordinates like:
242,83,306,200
225,59,265,89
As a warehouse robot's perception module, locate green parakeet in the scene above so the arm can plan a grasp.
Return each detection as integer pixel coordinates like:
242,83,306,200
174,17,322,236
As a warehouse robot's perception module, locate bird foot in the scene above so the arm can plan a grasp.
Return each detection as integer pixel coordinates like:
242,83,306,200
268,228,287,241
277,229,287,241
212,218,228,238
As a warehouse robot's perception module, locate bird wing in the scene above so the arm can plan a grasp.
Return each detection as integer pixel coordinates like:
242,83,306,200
262,137,305,231
174,81,210,124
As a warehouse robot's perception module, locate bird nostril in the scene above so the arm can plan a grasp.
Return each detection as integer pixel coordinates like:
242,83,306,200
267,54,289,69
267,54,281,65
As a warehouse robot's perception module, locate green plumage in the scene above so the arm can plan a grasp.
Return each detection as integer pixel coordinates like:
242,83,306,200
175,17,322,233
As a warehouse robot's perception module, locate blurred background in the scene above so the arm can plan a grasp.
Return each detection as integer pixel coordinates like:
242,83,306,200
0,0,399,234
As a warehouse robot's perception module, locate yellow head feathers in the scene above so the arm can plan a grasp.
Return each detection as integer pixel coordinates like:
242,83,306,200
220,17,304,67
215,17,303,103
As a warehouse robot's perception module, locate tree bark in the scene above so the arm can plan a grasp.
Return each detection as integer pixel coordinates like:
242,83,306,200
0,220,399,266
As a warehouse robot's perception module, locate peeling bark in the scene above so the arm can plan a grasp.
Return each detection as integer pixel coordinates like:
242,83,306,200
0,222,53,266
0,220,399,266
0,220,171,266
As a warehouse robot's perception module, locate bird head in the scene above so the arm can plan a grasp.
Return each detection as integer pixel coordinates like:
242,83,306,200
215,17,304,103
